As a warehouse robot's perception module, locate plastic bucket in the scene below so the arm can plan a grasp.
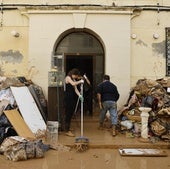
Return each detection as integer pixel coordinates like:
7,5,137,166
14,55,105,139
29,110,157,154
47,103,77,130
46,121,59,146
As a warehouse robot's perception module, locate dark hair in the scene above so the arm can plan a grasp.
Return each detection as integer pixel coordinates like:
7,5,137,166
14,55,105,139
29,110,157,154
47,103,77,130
68,68,80,76
103,74,110,81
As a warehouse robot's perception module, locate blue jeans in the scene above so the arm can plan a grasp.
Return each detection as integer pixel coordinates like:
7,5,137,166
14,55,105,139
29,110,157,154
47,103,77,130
99,101,117,125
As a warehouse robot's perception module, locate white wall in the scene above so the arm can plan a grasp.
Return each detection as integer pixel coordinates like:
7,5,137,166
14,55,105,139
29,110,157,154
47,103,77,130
131,10,169,86
28,10,132,107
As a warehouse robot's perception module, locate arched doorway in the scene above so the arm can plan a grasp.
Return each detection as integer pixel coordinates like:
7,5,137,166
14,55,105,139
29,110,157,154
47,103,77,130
52,29,104,115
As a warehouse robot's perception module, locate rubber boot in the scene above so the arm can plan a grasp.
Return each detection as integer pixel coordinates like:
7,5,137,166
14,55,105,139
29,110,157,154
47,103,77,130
112,125,116,136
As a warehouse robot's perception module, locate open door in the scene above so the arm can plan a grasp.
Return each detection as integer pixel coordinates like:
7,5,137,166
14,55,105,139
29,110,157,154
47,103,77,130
65,54,93,116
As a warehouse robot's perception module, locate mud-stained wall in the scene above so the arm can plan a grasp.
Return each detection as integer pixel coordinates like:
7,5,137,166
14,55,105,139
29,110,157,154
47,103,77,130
1,1,170,105
131,10,168,87
0,50,23,75
0,10,29,77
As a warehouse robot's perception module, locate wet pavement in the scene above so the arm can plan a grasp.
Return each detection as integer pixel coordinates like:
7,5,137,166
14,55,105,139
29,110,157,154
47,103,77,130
0,116,170,169
58,116,170,149
0,148,170,169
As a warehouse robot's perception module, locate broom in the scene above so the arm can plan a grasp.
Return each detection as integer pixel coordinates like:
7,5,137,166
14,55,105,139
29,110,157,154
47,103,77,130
74,82,89,152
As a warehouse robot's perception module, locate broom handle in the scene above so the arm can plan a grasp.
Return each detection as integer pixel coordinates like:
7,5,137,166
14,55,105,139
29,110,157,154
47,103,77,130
80,83,83,137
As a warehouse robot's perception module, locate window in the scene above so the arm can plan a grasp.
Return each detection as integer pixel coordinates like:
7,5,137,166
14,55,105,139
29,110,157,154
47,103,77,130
166,28,170,76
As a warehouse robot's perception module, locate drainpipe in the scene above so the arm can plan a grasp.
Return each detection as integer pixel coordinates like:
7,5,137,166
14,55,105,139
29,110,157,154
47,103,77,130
0,0,3,28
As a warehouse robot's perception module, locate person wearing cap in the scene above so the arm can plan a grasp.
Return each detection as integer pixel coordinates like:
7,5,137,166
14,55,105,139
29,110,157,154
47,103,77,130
97,74,119,136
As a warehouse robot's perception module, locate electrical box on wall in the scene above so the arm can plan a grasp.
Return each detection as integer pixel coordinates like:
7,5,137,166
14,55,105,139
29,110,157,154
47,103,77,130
48,71,65,87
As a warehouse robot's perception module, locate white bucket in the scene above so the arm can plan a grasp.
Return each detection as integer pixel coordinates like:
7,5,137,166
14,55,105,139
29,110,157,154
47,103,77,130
46,121,59,146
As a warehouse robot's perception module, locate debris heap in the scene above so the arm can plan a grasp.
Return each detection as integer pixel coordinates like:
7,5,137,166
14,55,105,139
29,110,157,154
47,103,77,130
0,76,50,161
119,78,170,142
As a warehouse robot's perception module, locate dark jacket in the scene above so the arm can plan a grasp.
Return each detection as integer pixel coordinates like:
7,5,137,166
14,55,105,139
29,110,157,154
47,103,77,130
97,80,119,102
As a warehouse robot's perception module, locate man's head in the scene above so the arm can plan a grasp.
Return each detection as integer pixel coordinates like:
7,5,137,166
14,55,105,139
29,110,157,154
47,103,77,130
103,74,110,81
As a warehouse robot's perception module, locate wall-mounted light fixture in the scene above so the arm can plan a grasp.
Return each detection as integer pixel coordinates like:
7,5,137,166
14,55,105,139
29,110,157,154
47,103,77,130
131,34,137,39
153,33,159,39
11,30,20,37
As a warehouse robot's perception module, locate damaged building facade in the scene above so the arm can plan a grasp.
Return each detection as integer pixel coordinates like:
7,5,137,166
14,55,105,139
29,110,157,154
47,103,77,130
0,0,170,110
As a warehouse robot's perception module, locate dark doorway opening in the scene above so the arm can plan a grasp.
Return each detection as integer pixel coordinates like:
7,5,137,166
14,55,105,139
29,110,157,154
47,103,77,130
65,54,93,116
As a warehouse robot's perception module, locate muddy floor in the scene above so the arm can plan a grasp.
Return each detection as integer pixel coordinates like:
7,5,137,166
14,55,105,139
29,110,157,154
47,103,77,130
0,148,170,169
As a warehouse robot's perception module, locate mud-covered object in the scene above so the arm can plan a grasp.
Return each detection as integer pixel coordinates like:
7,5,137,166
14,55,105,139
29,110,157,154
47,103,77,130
141,95,158,111
0,114,11,127
0,127,17,144
0,114,17,144
134,79,160,95
1,138,49,161
150,119,167,136
157,108,170,115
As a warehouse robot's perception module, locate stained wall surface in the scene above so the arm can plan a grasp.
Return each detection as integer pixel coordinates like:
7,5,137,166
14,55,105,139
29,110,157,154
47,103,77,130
1,0,170,106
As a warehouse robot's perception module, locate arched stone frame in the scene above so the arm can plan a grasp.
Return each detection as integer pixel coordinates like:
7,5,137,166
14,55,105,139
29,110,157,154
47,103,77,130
52,28,105,114
52,28,105,86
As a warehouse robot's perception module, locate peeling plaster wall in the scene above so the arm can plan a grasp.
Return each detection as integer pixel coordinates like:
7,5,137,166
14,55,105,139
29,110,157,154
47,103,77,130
0,10,29,77
0,50,23,75
0,50,23,63
131,10,169,87
1,1,170,105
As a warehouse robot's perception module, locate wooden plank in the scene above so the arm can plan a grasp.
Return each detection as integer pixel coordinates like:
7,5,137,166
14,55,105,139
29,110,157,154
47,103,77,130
4,109,35,139
10,86,46,135
119,148,168,157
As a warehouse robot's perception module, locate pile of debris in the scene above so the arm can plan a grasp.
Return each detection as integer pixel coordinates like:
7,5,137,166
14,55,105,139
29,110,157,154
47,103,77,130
0,76,50,161
0,76,71,161
118,78,170,142
0,76,48,140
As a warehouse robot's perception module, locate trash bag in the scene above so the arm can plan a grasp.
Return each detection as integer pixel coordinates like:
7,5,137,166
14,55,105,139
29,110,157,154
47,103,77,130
141,95,158,111
0,114,11,127
0,126,17,145
0,127,5,145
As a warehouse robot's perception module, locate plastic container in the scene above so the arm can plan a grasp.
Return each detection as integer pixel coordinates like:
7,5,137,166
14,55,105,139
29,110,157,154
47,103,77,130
46,121,59,146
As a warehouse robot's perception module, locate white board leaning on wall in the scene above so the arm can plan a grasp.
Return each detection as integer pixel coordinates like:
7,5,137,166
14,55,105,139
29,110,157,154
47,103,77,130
10,86,46,136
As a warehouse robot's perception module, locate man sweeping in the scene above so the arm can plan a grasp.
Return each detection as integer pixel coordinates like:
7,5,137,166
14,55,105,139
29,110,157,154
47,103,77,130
97,75,120,136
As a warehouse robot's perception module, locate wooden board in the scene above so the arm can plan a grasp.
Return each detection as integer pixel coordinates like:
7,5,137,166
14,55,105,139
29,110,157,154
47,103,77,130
10,86,46,134
4,109,35,139
119,148,168,157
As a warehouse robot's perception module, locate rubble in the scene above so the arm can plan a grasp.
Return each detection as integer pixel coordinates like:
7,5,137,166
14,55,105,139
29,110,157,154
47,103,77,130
119,78,170,142
0,136,50,161
0,76,49,161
